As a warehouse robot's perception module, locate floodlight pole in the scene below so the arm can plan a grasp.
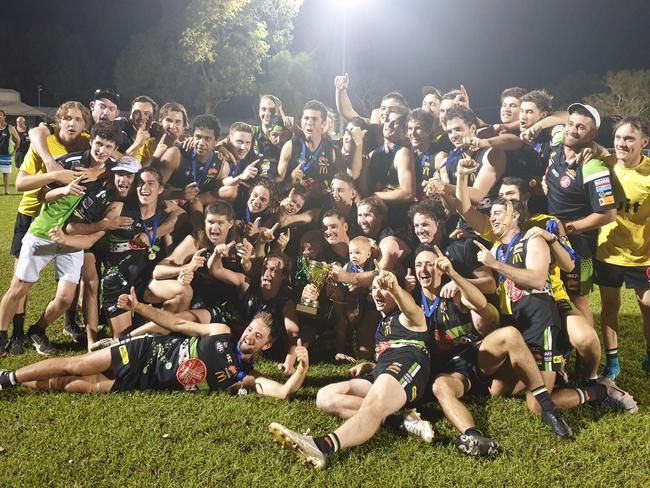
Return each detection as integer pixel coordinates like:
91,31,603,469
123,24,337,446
37,85,43,107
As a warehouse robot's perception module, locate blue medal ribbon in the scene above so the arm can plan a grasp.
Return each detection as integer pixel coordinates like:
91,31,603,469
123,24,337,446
191,151,215,190
421,290,441,330
299,140,324,174
229,159,243,177
235,341,252,381
140,214,159,250
545,220,580,261
497,232,522,282
440,147,463,169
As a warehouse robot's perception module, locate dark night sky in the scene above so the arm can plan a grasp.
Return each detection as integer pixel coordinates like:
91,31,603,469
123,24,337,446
2,0,649,121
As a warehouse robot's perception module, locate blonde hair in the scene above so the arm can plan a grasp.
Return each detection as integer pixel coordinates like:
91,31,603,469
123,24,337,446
55,101,92,130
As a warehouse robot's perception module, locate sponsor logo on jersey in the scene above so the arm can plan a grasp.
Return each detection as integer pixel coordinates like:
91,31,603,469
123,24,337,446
176,358,207,386
599,196,615,206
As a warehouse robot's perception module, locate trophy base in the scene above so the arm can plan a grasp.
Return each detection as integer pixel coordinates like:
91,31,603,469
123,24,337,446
296,302,319,316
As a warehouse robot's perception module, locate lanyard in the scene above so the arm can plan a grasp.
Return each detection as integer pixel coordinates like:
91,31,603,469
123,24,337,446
140,214,159,248
299,140,324,174
421,290,441,330
191,151,214,189
545,220,580,260
234,342,250,381
497,233,521,282
441,147,463,169
419,153,430,169
229,159,243,177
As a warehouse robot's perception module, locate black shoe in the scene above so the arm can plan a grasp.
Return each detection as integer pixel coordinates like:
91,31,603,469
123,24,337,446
452,433,501,457
0,369,16,390
8,335,26,355
0,332,7,357
63,323,88,347
541,409,573,439
27,326,57,356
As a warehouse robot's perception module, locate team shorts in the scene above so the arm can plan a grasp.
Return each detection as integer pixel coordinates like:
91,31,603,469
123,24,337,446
10,212,34,258
505,294,564,372
363,346,430,405
15,232,84,284
0,156,12,174
594,260,650,290
109,335,152,392
431,344,491,397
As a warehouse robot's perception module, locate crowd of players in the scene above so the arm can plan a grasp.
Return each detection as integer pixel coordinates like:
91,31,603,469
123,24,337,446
0,76,648,464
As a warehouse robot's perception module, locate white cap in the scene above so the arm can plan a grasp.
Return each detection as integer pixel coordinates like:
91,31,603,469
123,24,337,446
567,103,601,129
111,156,142,174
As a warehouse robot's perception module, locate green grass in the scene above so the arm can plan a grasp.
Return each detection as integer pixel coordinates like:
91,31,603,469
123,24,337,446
0,181,649,487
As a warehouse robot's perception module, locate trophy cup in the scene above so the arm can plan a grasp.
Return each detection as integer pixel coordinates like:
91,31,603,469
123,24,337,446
296,260,331,315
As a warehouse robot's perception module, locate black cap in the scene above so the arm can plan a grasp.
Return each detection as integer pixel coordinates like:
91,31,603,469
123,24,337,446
93,88,121,108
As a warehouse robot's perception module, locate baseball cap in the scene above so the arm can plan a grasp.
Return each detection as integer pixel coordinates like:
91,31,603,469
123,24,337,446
111,156,141,174
567,103,600,129
93,88,121,108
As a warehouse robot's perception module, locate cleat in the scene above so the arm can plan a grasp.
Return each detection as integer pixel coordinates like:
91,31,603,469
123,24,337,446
541,409,573,439
8,336,26,355
268,422,328,469
452,433,500,457
0,369,16,390
89,337,118,352
598,378,638,413
63,323,88,347
27,326,57,356
401,409,434,443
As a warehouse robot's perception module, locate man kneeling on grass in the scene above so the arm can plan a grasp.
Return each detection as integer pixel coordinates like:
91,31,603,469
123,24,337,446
0,287,309,398
269,267,431,469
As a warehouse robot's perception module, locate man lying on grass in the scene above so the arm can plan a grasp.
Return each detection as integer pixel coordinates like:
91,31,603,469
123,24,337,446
0,287,309,398
269,267,432,469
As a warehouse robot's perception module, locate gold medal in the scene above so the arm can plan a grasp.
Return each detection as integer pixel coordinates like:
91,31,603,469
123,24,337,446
148,251,156,261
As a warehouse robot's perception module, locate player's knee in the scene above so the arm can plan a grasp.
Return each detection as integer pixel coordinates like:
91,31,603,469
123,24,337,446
315,387,337,413
431,376,457,400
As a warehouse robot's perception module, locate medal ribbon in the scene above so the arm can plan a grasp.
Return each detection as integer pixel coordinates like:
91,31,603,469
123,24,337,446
496,232,521,282
545,220,580,261
191,150,215,189
421,290,441,330
140,214,159,250
299,140,324,174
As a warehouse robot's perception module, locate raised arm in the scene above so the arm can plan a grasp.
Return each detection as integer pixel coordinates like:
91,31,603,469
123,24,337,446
334,73,366,123
119,287,229,337
377,267,426,332
245,339,309,399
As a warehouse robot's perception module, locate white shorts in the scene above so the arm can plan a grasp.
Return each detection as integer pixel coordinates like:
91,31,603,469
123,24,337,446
15,232,84,284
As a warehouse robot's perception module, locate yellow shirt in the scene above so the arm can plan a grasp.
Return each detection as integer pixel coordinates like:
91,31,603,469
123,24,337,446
135,137,157,166
597,155,650,266
17,133,90,216
481,213,570,303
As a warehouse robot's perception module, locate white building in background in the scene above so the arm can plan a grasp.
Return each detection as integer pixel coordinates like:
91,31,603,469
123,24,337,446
0,89,48,123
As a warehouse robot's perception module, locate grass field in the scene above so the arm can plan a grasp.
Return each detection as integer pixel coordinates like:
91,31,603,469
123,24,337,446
0,182,648,488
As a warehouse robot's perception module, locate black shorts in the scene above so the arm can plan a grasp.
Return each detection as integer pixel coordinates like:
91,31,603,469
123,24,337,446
102,252,154,318
555,299,574,358
431,344,491,397
505,294,564,372
594,260,650,290
109,336,152,392
561,235,595,296
363,347,430,405
10,212,34,258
